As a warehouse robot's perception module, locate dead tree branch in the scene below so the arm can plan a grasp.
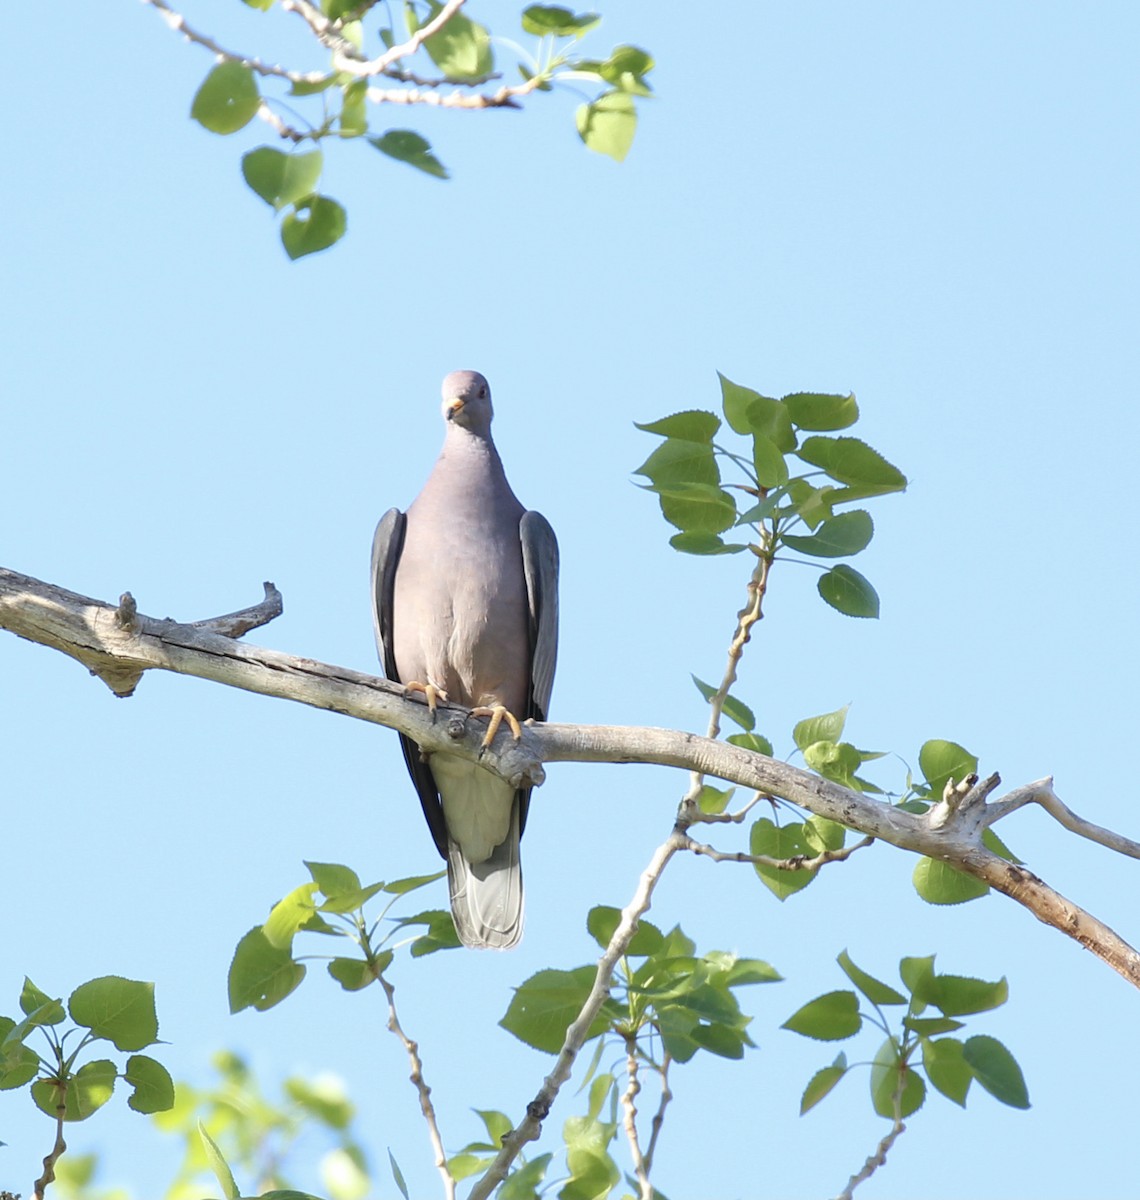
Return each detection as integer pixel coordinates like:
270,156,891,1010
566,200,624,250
2,564,1138,989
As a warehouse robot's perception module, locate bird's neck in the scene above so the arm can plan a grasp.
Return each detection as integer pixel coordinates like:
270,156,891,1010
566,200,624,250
440,424,506,478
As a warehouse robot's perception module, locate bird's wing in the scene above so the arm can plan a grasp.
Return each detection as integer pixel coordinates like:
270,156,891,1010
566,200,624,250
520,509,560,723
371,507,449,858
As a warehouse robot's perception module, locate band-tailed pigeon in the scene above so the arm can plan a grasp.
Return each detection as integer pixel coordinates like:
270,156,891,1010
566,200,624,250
371,371,558,950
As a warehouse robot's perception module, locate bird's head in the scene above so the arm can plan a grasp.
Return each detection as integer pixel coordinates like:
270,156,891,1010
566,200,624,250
441,370,493,433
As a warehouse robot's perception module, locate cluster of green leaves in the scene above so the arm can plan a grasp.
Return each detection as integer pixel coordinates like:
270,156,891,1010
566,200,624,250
153,1051,370,1200
785,951,1029,1123
0,976,173,1126
691,693,1020,908
635,372,907,617
185,4,652,257
464,907,780,1196
228,861,454,1015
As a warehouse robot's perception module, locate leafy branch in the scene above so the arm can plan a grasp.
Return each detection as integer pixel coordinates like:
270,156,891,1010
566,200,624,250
784,951,1028,1197
146,0,654,257
0,976,174,1198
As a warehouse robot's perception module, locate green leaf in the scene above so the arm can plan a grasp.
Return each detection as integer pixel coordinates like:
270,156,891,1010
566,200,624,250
290,73,338,96
836,951,906,1007
285,1075,353,1128
32,1059,117,1122
782,510,873,558
922,1037,971,1107
668,531,749,555
228,928,306,1013
369,130,449,179
691,1022,747,1059
913,857,990,905
124,1054,175,1114
818,563,880,618
899,955,936,1009
691,675,755,731
697,783,736,815
745,396,796,452
397,908,462,956
635,410,720,442
3,998,63,1056
983,826,1022,863
242,147,323,211
870,1039,926,1118
476,1108,514,1147
19,979,65,1025
785,479,836,528
389,1148,410,1200
751,433,788,487
903,1015,964,1037
190,62,260,135
644,480,737,534
382,869,446,895
498,1152,553,1199
718,374,773,434
413,1,493,80
792,706,848,750
281,195,347,260
521,5,600,36
199,1120,241,1200
69,977,158,1052
726,731,775,756
796,436,906,494
328,955,385,991
500,967,617,1053
927,974,1008,1017
340,79,368,136
264,883,320,948
800,1053,847,1114
782,990,861,1041
783,391,859,431
803,814,846,854
723,957,782,986
963,1035,1030,1108
0,1017,40,1089
576,45,654,94
307,861,362,896
635,436,718,489
576,90,636,162
803,740,862,787
918,739,979,798
317,881,387,914
749,818,815,899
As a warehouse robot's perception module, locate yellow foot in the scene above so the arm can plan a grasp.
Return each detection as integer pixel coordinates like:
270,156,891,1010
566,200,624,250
404,681,448,719
472,704,523,748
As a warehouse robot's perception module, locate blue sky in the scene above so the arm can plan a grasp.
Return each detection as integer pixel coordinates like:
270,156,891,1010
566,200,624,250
3,3,1139,1197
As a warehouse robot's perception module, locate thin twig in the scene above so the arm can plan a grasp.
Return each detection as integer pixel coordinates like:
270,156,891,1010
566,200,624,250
982,778,1140,859
468,832,685,1200
621,1037,652,1200
352,0,466,76
33,1107,67,1200
688,792,766,824
684,550,772,810
682,832,875,871
836,1072,906,1200
280,0,366,60
142,0,330,86
642,1053,672,1178
379,975,455,1200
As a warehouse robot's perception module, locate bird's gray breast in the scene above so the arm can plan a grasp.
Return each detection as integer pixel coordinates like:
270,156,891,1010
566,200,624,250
392,469,529,713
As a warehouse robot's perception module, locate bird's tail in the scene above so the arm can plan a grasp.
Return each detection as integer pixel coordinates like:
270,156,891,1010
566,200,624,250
446,802,524,950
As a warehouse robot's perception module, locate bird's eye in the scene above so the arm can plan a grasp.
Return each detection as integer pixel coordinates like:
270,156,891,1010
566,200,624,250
479,387,487,398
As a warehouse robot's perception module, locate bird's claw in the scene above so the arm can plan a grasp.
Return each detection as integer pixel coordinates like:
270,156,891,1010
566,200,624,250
404,681,448,722
472,704,523,752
